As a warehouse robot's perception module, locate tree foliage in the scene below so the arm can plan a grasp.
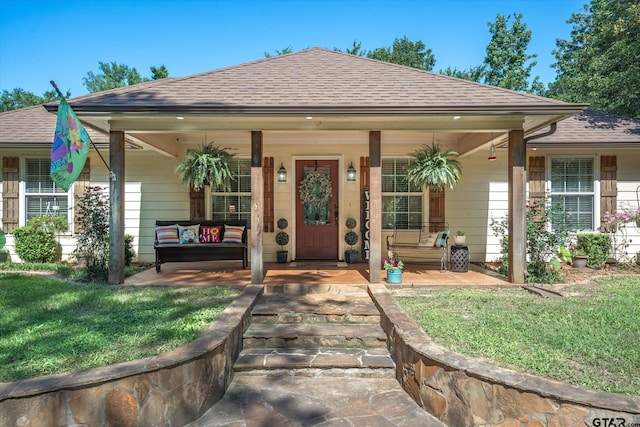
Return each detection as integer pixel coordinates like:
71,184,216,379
0,88,69,112
367,36,436,71
264,46,294,57
483,13,540,92
549,0,640,118
83,61,169,93
439,65,486,82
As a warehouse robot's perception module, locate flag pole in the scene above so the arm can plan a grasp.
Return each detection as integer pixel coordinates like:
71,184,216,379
50,80,111,174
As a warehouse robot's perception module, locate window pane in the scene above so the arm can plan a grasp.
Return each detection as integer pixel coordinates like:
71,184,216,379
212,159,252,227
381,159,423,230
25,159,66,194
26,196,69,222
551,195,593,231
550,158,594,231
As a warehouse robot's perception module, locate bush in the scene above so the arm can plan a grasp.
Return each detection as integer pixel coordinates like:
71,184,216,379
75,187,109,281
124,234,136,267
13,226,57,263
577,233,611,269
12,215,69,263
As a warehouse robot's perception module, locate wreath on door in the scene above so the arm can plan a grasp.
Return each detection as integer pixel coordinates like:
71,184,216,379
299,169,332,208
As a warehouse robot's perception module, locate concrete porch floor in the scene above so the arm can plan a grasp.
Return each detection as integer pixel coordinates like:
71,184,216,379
124,260,512,288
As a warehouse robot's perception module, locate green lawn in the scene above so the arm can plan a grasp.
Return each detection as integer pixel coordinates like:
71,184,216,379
0,273,239,382
396,276,640,396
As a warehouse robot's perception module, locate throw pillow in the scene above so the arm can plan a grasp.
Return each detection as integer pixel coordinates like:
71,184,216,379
178,224,200,244
420,234,436,246
222,225,245,243
156,224,179,245
200,225,222,243
434,230,449,247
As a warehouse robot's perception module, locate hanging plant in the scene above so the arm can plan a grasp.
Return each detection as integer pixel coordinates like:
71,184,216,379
299,170,332,208
406,143,462,190
175,142,236,191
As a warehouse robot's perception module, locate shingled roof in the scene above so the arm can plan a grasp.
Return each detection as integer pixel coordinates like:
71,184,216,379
60,47,582,115
529,109,640,147
0,105,109,147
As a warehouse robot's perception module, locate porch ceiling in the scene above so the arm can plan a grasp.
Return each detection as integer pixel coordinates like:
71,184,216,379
83,112,568,158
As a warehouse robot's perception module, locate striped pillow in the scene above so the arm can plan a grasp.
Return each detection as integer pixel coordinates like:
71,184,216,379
156,224,179,244
434,230,449,247
222,225,245,243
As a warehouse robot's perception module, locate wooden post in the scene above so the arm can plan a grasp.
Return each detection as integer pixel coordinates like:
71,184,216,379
251,131,264,284
508,129,526,284
108,130,125,285
369,131,382,283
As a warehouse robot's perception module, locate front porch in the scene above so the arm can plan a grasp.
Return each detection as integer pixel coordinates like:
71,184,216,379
124,260,511,287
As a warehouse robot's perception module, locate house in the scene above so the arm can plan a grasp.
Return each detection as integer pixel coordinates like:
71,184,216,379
1,48,638,284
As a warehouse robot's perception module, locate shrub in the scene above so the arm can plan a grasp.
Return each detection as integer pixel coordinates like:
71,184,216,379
124,234,136,266
12,215,69,263
490,199,572,283
577,233,611,269
75,187,109,281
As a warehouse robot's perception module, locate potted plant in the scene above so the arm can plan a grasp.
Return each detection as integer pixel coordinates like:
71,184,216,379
406,143,462,190
175,141,236,191
0,229,9,263
275,218,289,263
383,253,404,284
454,231,466,246
344,217,360,263
570,244,588,269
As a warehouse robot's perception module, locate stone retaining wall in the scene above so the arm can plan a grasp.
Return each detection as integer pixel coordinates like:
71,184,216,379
0,285,263,427
368,284,640,427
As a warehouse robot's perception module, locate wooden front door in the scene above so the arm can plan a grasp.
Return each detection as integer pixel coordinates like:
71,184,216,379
295,160,339,260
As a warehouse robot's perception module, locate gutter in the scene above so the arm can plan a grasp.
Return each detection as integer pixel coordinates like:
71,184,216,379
523,122,558,144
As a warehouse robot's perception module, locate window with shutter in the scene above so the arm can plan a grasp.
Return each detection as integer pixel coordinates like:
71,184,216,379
25,158,72,225
381,158,422,230
211,158,252,228
550,158,594,231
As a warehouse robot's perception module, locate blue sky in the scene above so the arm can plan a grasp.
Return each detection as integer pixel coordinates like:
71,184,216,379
0,0,586,98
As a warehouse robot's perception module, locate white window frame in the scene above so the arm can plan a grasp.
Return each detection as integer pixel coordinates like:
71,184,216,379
210,157,252,228
381,157,423,230
20,157,74,230
548,156,599,232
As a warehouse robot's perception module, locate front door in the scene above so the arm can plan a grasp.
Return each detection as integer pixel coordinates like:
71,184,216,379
295,160,339,259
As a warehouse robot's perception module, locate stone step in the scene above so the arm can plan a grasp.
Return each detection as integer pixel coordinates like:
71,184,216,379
235,347,395,373
264,283,367,295
251,292,381,324
243,323,388,349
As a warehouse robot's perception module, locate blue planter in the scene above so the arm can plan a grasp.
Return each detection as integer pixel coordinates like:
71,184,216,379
386,270,402,284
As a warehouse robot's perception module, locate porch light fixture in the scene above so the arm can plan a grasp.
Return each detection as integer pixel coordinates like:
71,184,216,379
346,162,357,181
277,163,287,182
488,144,497,161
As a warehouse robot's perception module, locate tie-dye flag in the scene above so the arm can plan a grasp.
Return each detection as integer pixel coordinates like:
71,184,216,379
50,84,90,191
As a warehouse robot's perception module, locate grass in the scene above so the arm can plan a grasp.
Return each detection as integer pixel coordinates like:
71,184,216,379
396,276,640,396
0,273,240,382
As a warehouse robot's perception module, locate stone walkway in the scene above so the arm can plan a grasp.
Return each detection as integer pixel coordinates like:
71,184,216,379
186,284,446,426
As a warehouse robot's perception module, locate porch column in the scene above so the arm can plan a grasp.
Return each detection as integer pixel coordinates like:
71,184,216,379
369,131,382,283
251,131,264,284
508,129,526,284
108,130,125,285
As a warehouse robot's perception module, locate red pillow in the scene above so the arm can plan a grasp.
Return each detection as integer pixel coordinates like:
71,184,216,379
200,225,222,243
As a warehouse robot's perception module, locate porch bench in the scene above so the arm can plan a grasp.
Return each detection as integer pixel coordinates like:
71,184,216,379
386,222,449,272
154,220,248,273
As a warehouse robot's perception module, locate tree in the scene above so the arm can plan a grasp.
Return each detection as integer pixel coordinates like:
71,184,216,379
439,65,486,82
483,13,539,92
0,87,68,112
335,40,367,56
83,61,169,93
264,46,294,57
367,36,436,71
549,0,640,118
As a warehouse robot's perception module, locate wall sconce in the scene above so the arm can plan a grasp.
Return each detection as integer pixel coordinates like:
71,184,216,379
488,144,497,161
346,162,357,181
277,163,287,182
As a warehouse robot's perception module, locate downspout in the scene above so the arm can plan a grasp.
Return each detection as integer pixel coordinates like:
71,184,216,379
523,122,557,145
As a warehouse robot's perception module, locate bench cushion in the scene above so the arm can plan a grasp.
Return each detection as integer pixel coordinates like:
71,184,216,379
156,224,179,244
222,224,245,243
